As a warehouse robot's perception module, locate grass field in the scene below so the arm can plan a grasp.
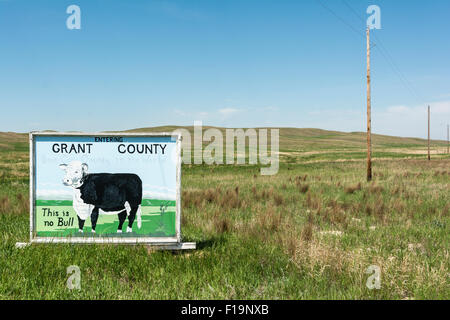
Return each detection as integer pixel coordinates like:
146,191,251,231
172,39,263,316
0,129,449,299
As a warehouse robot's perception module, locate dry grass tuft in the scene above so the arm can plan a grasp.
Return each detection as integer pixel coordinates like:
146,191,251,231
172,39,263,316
182,190,204,209
298,184,309,194
301,221,313,242
0,193,29,215
0,196,11,214
391,185,401,196
219,188,241,209
442,204,449,217
259,205,282,232
295,175,308,184
214,217,231,234
183,187,241,210
434,170,449,177
254,187,273,201
318,200,348,227
16,193,29,214
344,182,361,194
283,232,298,259
392,199,406,214
305,192,322,211
368,183,384,194
205,188,219,203
241,205,284,239
364,197,387,221
273,194,284,206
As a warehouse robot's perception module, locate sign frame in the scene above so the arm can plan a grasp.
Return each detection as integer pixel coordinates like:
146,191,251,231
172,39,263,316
26,131,194,249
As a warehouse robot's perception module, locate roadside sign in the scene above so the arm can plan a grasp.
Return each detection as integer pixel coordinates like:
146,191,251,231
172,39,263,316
26,132,195,249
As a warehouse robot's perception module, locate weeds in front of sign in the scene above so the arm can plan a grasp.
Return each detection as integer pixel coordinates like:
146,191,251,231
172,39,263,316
0,132,449,299
0,192,28,215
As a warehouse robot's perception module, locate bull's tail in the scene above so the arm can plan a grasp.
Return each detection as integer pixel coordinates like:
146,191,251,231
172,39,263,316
137,205,142,229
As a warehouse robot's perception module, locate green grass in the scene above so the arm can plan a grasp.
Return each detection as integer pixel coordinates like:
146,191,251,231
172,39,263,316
0,128,449,299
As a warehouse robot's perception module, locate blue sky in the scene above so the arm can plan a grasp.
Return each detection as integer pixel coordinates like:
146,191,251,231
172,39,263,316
0,0,449,139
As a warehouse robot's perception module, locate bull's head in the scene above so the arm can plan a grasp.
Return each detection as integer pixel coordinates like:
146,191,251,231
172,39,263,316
59,161,88,188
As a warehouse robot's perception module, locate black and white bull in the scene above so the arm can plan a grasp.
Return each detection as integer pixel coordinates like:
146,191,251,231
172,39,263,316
59,161,142,233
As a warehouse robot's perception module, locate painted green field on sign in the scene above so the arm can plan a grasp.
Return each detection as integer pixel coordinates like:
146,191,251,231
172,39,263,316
35,199,176,237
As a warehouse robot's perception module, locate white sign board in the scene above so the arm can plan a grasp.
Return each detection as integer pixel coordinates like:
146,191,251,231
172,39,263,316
27,132,194,249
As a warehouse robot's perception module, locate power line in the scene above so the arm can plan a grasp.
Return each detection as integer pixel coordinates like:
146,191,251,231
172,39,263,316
340,0,424,102
316,0,424,103
319,0,448,142
315,0,374,45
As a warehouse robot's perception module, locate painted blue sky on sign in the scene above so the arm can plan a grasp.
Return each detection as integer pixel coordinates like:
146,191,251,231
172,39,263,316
34,136,178,200
0,0,449,139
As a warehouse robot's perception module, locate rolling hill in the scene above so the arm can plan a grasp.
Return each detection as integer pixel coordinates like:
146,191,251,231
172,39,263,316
1,127,448,162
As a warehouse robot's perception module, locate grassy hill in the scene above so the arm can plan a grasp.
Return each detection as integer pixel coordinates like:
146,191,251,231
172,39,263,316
124,125,447,149
2,127,448,164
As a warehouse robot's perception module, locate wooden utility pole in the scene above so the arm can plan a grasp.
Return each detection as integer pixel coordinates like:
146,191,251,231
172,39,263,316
447,124,449,155
367,27,372,181
428,106,431,161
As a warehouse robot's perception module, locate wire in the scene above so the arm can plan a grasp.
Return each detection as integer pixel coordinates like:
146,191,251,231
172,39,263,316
317,0,450,140
315,0,373,44
315,0,424,102
340,0,424,102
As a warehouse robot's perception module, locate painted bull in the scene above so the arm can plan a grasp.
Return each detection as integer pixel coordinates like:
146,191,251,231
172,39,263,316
59,161,142,233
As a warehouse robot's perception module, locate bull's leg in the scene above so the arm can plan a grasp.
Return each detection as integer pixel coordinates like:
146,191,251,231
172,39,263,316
126,206,138,233
77,216,85,233
117,210,127,233
90,207,99,233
